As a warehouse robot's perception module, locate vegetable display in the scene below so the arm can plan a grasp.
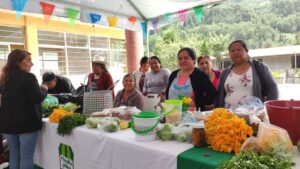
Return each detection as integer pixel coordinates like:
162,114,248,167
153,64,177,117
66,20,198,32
57,113,88,136
218,150,295,169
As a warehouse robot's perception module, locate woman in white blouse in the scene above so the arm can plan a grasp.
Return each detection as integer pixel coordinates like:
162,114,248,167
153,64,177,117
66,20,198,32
216,40,278,109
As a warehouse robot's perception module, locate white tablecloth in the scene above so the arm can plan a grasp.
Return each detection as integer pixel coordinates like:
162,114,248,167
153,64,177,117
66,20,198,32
34,119,300,169
34,119,192,169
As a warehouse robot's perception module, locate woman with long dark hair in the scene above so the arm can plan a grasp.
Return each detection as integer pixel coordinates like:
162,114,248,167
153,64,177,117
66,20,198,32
0,49,48,169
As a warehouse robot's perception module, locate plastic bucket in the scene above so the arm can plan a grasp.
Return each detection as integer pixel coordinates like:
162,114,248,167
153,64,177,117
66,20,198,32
265,100,300,145
162,100,182,125
131,112,160,141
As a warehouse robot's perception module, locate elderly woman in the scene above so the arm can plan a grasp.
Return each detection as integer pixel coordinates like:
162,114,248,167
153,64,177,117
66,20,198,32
166,48,217,111
216,40,278,108
197,55,221,89
143,56,170,97
114,73,144,110
87,59,115,99
133,56,149,92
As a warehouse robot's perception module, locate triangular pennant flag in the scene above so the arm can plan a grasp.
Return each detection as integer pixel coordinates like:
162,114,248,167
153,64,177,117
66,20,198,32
164,13,172,21
193,6,203,23
151,18,159,34
90,13,101,24
107,16,118,27
128,16,137,25
141,22,147,38
12,0,27,20
40,1,55,24
178,9,187,25
66,8,79,28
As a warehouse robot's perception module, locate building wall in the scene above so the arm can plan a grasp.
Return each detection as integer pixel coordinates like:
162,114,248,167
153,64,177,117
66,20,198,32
0,10,126,88
260,55,292,72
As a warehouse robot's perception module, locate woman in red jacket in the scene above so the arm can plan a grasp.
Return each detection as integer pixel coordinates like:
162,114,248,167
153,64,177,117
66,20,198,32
87,60,115,99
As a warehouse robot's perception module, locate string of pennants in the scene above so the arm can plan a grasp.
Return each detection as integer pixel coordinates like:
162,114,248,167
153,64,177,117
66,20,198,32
11,0,204,37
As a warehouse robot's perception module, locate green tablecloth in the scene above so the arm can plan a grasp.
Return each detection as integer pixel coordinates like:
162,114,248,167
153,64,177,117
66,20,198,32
177,146,234,169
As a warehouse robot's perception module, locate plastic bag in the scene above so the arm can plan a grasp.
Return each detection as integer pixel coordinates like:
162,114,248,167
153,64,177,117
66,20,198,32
241,137,264,154
42,95,59,108
172,123,195,143
181,111,197,123
257,122,294,160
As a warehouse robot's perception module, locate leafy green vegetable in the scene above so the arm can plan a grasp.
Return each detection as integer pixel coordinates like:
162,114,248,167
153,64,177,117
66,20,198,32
63,102,78,112
218,150,295,169
57,113,88,136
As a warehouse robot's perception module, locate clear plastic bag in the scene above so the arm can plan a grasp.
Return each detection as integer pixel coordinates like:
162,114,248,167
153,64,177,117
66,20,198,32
257,122,294,160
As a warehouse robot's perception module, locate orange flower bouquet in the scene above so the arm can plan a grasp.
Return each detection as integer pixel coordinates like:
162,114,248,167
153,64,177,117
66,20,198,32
205,108,253,154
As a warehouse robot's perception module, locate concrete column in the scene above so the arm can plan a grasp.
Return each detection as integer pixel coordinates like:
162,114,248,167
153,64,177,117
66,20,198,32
125,30,143,73
24,16,40,81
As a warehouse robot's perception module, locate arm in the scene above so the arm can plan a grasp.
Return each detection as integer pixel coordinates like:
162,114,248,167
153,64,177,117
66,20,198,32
261,63,278,100
162,68,171,93
24,73,47,104
134,92,144,110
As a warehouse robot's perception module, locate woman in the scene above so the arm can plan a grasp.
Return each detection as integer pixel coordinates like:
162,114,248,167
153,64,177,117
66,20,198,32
114,73,144,110
197,55,221,89
166,48,217,111
143,56,170,98
0,49,48,169
87,60,115,99
133,56,149,92
216,40,278,108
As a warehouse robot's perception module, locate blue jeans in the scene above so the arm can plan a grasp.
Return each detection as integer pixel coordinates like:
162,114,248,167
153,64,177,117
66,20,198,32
3,131,39,169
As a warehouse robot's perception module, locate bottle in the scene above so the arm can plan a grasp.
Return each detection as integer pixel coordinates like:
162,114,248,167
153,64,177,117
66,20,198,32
192,123,206,147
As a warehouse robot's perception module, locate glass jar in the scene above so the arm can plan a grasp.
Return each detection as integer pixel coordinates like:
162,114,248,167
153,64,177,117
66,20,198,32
192,123,206,147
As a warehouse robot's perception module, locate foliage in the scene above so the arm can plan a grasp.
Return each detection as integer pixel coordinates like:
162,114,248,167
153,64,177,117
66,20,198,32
271,71,283,77
296,69,300,77
148,0,300,71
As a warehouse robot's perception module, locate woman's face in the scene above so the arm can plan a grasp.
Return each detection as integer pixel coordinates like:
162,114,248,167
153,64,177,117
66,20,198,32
149,59,160,72
178,50,195,71
92,63,104,75
19,55,33,72
198,57,212,74
123,76,135,91
229,42,248,65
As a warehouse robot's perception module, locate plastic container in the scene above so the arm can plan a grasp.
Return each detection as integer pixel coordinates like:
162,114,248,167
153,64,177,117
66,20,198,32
265,100,300,145
161,100,183,125
131,112,160,141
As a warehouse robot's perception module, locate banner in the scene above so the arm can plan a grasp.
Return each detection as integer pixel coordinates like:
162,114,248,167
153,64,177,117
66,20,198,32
141,22,147,38
107,16,118,27
40,1,55,24
90,13,101,24
151,18,159,34
66,8,79,28
59,143,74,169
12,0,27,20
164,13,172,21
128,16,137,25
178,9,187,25
193,6,203,23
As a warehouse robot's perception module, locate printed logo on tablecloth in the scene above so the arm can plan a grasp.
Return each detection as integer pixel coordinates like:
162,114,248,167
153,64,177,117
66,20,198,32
58,143,74,169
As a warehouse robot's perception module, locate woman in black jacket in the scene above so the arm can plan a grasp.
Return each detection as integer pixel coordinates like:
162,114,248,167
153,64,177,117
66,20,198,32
166,47,217,111
0,49,48,169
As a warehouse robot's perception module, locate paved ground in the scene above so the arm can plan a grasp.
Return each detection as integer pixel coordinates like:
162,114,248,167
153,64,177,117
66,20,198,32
278,84,300,100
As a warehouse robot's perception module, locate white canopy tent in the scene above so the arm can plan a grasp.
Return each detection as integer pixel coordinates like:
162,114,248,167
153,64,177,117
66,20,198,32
0,0,226,31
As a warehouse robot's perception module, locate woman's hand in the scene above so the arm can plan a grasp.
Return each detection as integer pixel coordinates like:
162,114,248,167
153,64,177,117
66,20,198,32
205,104,215,110
40,84,48,91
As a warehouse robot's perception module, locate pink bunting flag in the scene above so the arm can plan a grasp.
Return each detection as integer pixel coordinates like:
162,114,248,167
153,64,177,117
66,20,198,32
178,9,187,25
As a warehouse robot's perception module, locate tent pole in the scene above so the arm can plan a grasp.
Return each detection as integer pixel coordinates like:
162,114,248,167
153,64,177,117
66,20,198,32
146,21,150,57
